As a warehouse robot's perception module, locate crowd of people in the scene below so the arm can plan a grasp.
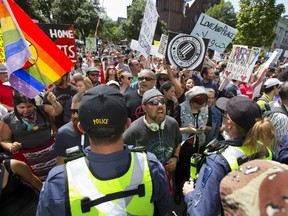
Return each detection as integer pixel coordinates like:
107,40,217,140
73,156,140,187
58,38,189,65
1,45,288,215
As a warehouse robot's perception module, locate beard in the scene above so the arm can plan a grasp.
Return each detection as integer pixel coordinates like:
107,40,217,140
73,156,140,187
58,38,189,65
71,116,82,134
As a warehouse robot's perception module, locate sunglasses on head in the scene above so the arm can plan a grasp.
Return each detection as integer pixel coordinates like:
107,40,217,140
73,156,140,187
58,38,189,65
145,98,165,106
138,77,154,81
71,109,78,114
190,94,208,105
158,77,168,82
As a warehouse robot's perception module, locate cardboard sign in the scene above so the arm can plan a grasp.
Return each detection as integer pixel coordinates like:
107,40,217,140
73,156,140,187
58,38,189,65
37,24,77,63
191,13,237,53
223,45,260,83
165,32,208,71
137,0,158,59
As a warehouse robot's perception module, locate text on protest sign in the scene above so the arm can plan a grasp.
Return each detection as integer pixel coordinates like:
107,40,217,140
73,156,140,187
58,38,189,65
137,0,158,59
224,45,260,83
191,13,237,53
37,24,77,63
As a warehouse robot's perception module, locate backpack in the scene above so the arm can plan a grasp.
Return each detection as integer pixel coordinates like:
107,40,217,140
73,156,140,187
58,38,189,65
220,159,288,216
262,103,288,118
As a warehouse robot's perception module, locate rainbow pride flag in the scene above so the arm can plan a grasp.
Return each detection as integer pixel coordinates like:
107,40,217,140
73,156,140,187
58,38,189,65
0,0,73,98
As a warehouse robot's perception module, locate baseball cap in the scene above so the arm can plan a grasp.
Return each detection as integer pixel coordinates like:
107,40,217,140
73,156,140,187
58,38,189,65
216,96,262,132
78,84,127,137
185,86,208,102
268,67,276,73
0,64,7,73
142,89,163,105
86,67,100,73
264,78,282,89
106,80,120,88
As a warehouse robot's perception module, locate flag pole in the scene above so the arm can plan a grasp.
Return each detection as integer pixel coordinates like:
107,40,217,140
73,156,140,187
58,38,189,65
3,0,49,89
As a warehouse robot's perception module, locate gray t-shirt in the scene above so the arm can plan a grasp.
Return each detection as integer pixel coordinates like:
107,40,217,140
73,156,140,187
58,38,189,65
123,115,182,164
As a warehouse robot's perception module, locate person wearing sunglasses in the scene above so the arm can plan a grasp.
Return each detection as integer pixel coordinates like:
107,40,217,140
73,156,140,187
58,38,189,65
124,69,156,122
86,67,101,87
118,70,133,94
54,92,90,165
173,86,210,205
182,96,275,216
124,88,182,196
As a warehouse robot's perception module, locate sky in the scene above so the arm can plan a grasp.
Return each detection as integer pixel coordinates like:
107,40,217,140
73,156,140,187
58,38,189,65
100,0,288,21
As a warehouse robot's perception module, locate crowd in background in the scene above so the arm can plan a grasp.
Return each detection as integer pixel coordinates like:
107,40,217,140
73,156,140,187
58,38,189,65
1,42,288,215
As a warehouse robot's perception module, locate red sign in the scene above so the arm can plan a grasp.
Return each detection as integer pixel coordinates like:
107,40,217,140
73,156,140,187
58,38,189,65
37,24,77,63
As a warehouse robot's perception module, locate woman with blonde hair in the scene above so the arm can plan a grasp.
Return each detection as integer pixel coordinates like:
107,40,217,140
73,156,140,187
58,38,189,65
73,76,93,93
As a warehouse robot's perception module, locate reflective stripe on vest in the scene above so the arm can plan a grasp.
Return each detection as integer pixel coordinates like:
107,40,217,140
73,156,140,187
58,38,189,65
221,144,272,171
66,152,154,215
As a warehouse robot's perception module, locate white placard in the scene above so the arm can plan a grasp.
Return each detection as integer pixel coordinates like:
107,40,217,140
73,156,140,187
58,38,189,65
137,0,158,59
223,45,260,83
191,13,237,53
156,34,168,59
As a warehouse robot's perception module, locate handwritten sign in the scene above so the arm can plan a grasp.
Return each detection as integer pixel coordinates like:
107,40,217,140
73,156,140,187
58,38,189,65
223,45,260,83
0,29,5,64
191,13,237,53
37,24,77,63
137,0,158,59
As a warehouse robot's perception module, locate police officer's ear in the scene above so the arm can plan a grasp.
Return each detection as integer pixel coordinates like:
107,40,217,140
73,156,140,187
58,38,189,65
77,122,85,133
124,118,131,130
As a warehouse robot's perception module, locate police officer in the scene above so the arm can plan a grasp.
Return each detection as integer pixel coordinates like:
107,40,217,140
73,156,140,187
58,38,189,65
37,84,171,215
182,96,275,215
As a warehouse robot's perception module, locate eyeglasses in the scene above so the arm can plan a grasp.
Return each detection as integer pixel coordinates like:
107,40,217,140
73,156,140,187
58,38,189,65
133,63,140,66
138,77,155,81
127,77,133,80
158,77,168,82
71,109,78,114
89,73,99,77
145,98,165,106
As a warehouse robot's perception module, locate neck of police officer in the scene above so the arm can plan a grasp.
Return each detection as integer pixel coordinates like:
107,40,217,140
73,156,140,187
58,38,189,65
89,136,125,154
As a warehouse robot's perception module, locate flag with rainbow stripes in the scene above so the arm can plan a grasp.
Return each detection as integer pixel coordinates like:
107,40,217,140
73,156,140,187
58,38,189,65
0,0,73,98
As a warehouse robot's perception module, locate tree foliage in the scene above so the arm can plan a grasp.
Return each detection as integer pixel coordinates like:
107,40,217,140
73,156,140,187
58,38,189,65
234,0,285,47
51,0,100,39
119,0,167,41
206,0,237,28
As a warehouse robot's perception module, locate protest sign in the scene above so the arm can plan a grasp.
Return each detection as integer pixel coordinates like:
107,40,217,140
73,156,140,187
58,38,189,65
272,48,283,64
223,45,260,83
191,13,237,53
156,34,168,59
0,29,5,64
37,24,77,63
165,32,208,71
284,50,288,58
252,51,278,99
130,39,138,51
85,37,97,52
137,0,158,59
